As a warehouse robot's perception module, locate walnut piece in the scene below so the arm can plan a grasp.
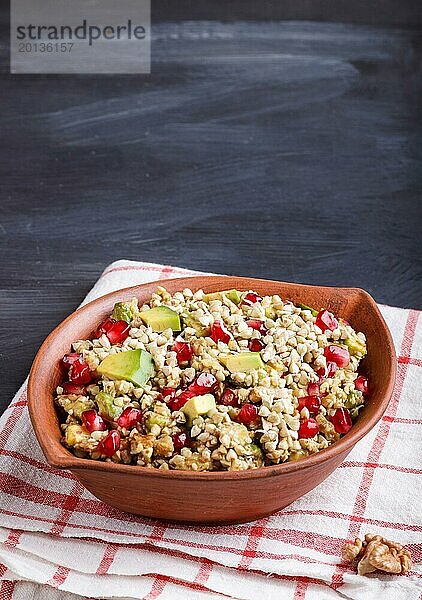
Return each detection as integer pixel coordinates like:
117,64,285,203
341,534,412,576
342,537,363,561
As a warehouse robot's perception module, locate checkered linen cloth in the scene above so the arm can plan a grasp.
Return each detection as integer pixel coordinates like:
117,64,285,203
0,260,420,600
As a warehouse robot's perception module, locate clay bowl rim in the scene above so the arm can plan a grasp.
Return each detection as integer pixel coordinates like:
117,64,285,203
28,275,396,481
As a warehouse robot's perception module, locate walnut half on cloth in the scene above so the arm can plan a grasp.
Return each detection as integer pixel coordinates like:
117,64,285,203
342,534,412,576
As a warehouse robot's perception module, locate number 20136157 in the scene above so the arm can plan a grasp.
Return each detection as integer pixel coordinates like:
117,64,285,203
18,42,74,52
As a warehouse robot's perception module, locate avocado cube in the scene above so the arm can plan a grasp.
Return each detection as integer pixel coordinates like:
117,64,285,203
181,394,216,424
95,392,123,421
203,289,241,304
298,303,318,317
139,306,181,332
345,389,363,409
71,398,95,419
344,334,367,356
181,313,209,337
97,349,154,387
265,306,277,319
112,301,133,323
145,414,168,430
65,424,91,447
220,352,265,373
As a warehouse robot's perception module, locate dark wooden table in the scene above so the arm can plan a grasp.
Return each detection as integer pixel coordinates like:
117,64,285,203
1,6,421,414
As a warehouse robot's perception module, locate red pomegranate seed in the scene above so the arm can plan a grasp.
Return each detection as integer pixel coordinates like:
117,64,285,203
68,358,92,384
246,319,267,334
248,338,265,352
172,340,193,364
172,432,191,451
331,408,352,434
307,382,320,396
237,403,258,425
298,396,321,414
324,345,350,368
168,390,195,412
95,317,114,338
162,387,176,400
98,430,120,457
61,382,86,395
355,375,369,395
95,318,130,344
62,353,83,368
241,292,262,306
117,407,142,429
317,361,338,379
298,418,319,438
220,389,240,407
189,372,218,395
81,410,107,433
315,310,338,332
211,321,231,344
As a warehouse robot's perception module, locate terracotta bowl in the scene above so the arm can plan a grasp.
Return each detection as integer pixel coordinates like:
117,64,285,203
28,276,396,524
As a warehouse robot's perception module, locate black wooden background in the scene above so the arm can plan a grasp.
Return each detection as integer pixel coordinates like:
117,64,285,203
0,3,421,413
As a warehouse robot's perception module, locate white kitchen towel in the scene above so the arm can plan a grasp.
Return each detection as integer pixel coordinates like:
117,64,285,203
0,260,420,600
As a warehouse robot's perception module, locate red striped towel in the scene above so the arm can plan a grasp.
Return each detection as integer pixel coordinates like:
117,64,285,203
0,260,420,600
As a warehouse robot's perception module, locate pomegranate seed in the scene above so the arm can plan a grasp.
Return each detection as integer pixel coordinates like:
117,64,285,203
307,382,320,396
61,382,86,395
298,396,321,414
331,407,352,434
298,418,319,438
95,318,130,344
355,375,369,395
162,387,176,400
246,319,267,334
220,389,240,407
62,353,83,368
211,321,231,344
168,390,195,411
237,403,258,425
248,338,265,352
189,372,218,395
324,345,350,368
98,430,120,457
315,310,338,332
241,292,262,306
68,358,92,384
117,407,142,429
317,361,338,379
81,410,107,433
95,317,114,338
172,340,193,364
172,432,191,451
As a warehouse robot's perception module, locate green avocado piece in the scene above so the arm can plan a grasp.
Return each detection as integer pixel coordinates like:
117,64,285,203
344,333,367,356
71,398,95,419
145,414,168,430
139,306,181,332
182,394,216,424
345,389,363,409
65,424,91,447
97,349,155,387
203,289,241,304
95,392,123,421
298,303,319,317
181,313,209,337
265,306,277,319
246,443,264,466
112,301,133,323
220,352,265,373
